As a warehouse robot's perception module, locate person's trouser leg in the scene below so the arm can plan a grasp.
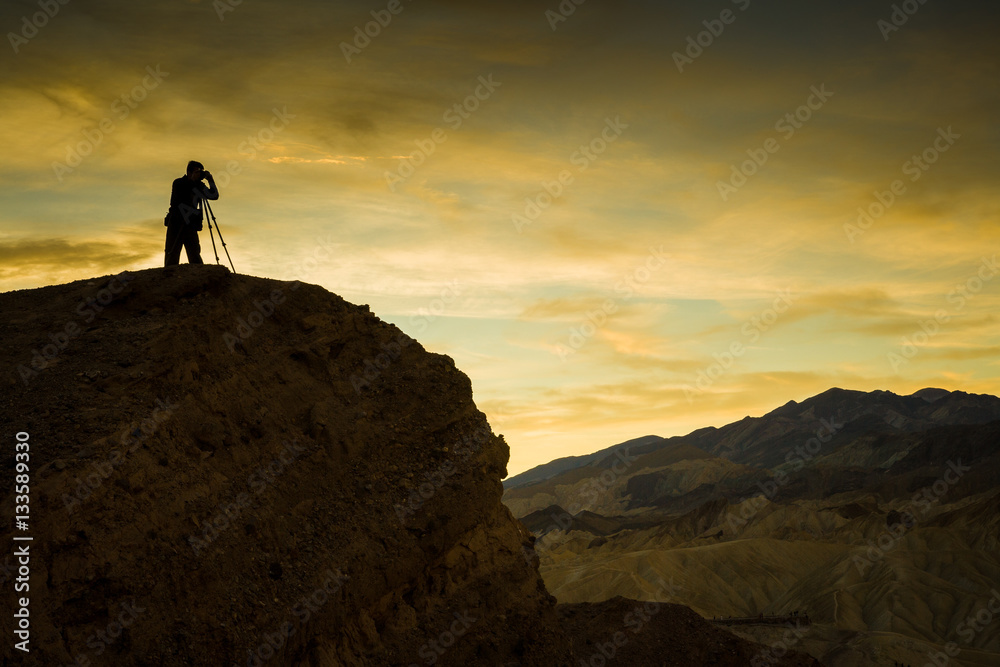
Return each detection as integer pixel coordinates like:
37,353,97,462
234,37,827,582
164,222,183,266
184,229,203,264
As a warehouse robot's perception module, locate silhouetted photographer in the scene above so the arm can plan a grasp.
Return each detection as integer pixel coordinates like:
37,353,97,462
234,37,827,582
164,160,219,266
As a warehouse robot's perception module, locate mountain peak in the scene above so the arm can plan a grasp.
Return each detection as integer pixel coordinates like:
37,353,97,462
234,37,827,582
911,387,953,402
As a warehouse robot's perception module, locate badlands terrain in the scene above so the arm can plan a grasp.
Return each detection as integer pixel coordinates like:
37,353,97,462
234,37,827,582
504,388,1000,667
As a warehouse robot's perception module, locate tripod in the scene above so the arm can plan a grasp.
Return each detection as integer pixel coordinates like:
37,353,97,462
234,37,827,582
203,198,236,273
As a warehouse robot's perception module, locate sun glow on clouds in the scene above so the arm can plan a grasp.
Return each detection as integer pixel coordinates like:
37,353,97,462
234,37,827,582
1,0,999,475
269,157,354,165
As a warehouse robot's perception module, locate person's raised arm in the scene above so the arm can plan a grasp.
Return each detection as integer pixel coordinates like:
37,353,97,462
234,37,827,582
201,170,220,201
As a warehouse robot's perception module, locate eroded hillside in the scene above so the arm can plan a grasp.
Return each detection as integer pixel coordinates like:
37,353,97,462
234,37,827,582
505,391,1000,667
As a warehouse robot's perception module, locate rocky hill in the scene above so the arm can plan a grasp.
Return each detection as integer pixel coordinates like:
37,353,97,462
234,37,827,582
0,266,820,666
503,389,1000,667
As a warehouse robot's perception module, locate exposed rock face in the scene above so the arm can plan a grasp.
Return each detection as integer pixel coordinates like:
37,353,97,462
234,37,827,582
0,266,569,666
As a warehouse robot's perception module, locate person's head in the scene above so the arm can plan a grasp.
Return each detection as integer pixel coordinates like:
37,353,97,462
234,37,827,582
186,160,205,181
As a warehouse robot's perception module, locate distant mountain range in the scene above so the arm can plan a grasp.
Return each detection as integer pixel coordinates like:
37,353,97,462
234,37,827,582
506,387,1000,491
503,388,1000,667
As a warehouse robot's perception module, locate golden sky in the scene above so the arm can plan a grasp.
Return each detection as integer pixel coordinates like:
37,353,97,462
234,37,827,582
2,0,998,476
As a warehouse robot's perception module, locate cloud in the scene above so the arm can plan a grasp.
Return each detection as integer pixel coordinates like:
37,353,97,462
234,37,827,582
0,233,161,287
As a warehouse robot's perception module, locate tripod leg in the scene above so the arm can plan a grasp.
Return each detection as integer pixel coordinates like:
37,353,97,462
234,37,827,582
205,202,221,265
204,199,236,273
